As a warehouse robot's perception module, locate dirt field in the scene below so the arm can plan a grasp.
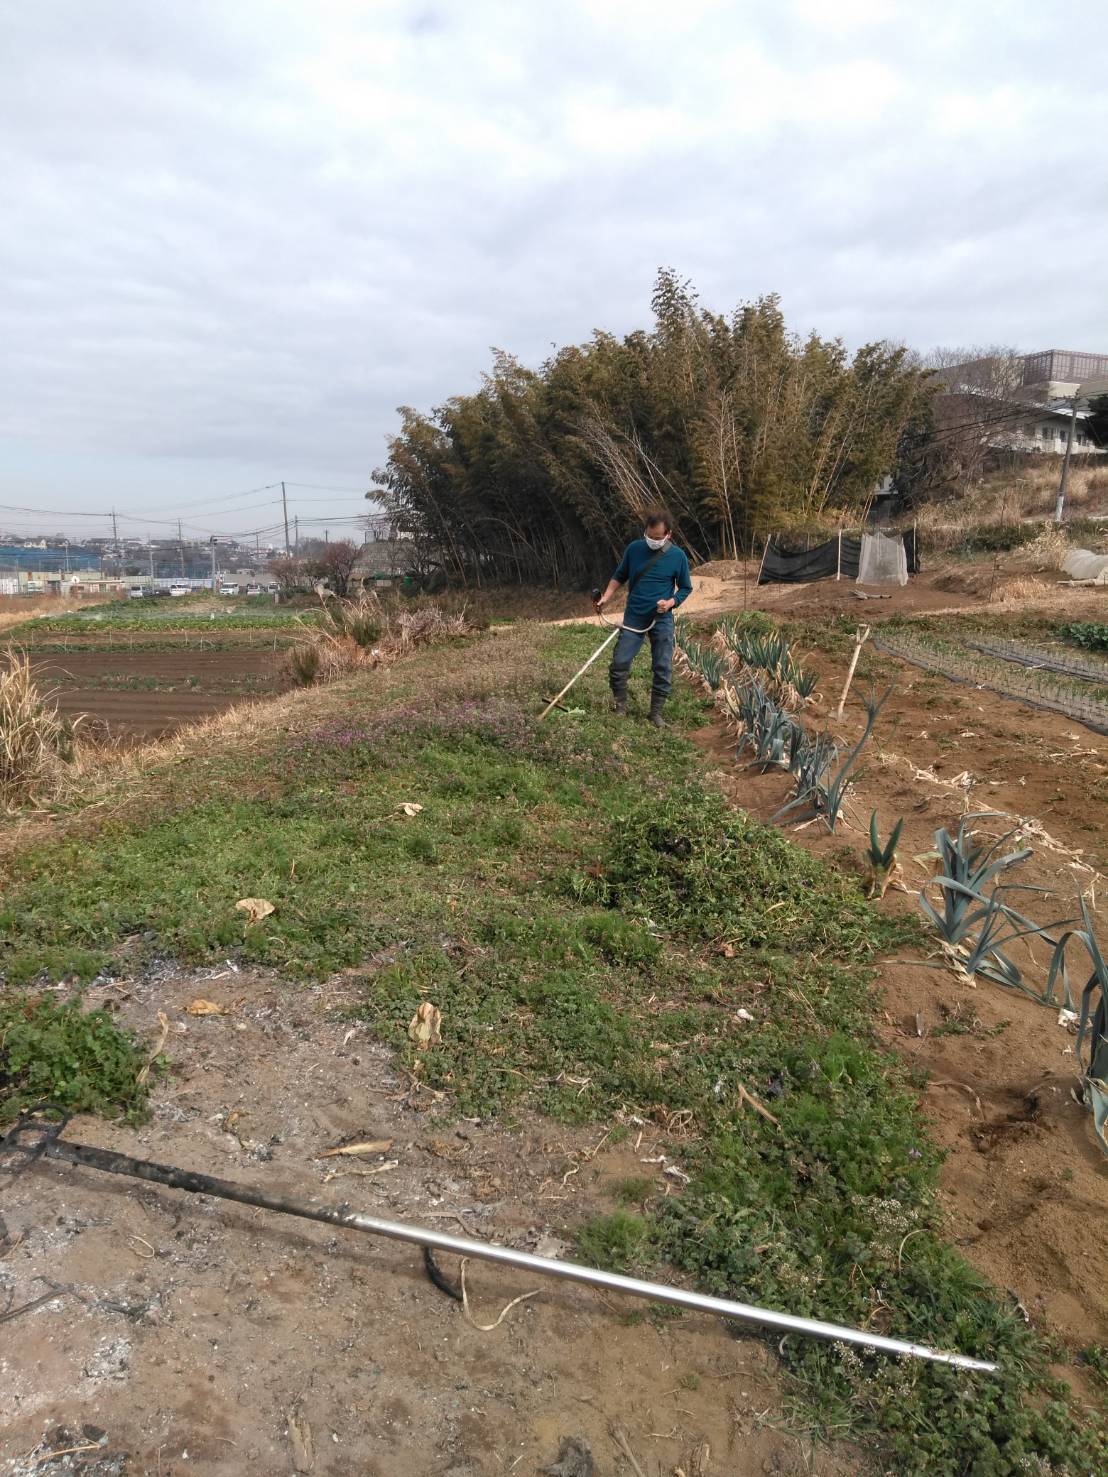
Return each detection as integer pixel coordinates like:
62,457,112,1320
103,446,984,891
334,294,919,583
24,651,282,743
0,968,854,1477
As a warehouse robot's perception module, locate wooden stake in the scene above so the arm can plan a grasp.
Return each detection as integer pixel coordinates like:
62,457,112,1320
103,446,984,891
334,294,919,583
836,624,870,720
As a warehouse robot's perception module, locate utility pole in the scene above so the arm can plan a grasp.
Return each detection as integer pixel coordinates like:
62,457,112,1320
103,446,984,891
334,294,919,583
281,481,290,556
294,516,299,556
111,508,118,549
210,538,218,592
325,528,329,544
1055,398,1079,524
1055,375,1108,523
149,543,154,586
178,520,185,577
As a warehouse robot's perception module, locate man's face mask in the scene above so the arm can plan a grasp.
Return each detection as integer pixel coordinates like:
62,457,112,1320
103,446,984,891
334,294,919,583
644,530,669,551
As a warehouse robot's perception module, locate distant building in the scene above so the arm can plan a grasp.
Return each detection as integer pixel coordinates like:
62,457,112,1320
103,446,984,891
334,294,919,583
1019,349,1108,400
939,349,1107,457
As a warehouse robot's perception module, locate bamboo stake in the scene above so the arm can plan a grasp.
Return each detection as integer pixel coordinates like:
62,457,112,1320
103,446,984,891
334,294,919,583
836,624,870,720
755,536,770,587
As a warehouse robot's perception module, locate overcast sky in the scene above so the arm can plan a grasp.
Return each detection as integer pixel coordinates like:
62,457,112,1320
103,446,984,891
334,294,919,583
2,0,1106,543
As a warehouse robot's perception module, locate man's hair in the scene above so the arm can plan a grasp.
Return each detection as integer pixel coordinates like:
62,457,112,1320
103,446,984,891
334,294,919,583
644,509,672,533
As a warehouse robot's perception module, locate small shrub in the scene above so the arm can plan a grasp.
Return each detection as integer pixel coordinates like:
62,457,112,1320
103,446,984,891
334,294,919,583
0,993,152,1125
323,595,383,648
286,642,322,687
576,911,661,966
610,1174,657,1206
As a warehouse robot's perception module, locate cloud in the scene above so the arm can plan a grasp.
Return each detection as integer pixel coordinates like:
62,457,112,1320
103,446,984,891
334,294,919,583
0,0,1106,530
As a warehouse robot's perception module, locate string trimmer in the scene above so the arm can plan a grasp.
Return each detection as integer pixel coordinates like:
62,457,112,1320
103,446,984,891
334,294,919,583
538,595,658,720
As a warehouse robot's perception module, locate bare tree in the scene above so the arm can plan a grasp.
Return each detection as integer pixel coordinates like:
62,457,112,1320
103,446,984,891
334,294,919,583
915,345,1035,493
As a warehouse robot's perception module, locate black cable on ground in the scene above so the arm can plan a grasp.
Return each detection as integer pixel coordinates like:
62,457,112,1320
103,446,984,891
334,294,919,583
423,1245,463,1302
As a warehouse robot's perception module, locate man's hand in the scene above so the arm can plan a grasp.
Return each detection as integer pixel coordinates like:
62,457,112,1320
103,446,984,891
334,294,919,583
656,598,676,613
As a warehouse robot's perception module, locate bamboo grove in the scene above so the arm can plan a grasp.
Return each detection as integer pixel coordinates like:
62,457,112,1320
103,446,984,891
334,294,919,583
374,271,933,587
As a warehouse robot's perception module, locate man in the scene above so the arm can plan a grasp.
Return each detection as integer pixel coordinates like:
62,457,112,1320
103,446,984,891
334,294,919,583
595,510,693,727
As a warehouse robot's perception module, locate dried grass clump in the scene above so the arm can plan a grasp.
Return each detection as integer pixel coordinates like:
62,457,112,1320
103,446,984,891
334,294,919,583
994,576,1056,604
285,600,477,687
0,649,77,807
1017,525,1070,571
384,605,473,654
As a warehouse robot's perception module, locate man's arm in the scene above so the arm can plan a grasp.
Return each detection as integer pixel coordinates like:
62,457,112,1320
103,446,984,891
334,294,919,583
656,551,693,613
595,547,631,609
672,551,694,608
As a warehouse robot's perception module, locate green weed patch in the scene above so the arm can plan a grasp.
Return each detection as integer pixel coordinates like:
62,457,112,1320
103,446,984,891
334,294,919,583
0,623,1102,1472
0,993,151,1125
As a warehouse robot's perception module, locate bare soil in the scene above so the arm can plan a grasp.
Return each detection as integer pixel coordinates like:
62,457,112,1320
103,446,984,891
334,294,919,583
25,651,281,743
1,969,855,1477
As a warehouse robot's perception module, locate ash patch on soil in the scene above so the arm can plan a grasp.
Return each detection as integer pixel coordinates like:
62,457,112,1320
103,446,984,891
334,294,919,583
1,967,847,1476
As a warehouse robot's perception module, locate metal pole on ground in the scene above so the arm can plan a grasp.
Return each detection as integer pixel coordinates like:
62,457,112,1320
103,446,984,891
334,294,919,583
1055,400,1079,524
2,1118,996,1372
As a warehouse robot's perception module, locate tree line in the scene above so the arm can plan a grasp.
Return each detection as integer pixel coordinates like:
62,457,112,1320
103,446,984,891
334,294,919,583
374,270,933,587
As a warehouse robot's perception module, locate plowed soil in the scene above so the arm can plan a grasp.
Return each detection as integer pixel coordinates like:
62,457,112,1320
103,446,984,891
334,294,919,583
25,651,281,742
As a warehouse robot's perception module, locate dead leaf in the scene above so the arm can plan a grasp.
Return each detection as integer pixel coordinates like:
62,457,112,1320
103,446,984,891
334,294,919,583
408,1001,442,1049
236,897,276,925
287,1405,314,1473
397,803,423,818
137,1010,170,1085
317,1138,393,1159
680,1442,711,1476
322,1160,399,1182
185,998,227,1017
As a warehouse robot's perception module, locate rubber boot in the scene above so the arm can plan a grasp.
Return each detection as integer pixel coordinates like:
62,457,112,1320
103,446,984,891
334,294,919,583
610,693,627,716
610,670,628,716
648,694,666,729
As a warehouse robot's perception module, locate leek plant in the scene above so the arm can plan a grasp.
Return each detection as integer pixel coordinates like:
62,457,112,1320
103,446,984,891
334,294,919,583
795,685,891,832
1046,898,1108,1155
919,814,1073,999
865,810,905,899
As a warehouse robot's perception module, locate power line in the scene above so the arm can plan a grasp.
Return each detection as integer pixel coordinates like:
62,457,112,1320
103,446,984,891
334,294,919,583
284,482,370,493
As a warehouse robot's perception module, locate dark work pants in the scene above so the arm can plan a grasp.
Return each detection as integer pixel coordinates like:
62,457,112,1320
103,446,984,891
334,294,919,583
609,614,674,701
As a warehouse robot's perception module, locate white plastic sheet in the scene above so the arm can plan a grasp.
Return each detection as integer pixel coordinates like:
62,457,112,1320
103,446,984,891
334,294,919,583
1062,549,1108,584
857,532,908,586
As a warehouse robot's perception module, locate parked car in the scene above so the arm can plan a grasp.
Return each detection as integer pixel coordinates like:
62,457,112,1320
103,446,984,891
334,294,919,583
220,584,240,596
169,584,190,597
127,587,147,600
